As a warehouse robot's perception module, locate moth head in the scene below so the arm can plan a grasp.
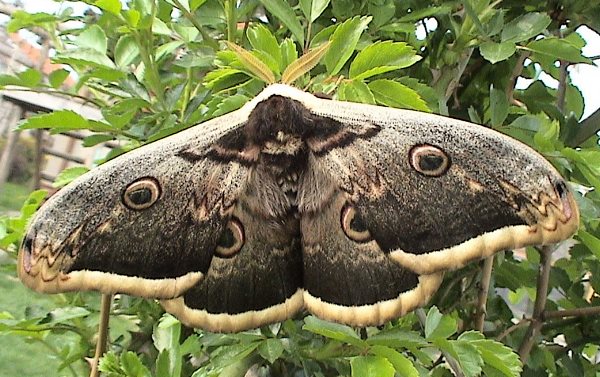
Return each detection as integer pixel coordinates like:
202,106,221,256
122,177,161,210
409,144,451,177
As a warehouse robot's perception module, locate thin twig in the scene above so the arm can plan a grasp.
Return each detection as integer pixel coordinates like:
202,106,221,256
505,51,530,105
437,268,473,304
415,309,465,377
496,319,530,341
37,338,79,377
474,256,494,332
89,294,113,377
518,245,555,362
567,107,600,146
444,47,474,104
171,0,219,49
1,86,106,108
544,306,600,319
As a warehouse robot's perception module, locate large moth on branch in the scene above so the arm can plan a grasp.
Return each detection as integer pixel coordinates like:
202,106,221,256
19,84,578,332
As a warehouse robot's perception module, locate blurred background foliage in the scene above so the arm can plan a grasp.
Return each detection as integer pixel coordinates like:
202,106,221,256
1,0,600,376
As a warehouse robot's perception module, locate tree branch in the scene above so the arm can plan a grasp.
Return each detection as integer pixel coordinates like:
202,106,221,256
505,51,530,105
474,256,494,332
496,319,530,342
518,245,555,362
89,294,112,377
567,106,600,147
544,306,600,319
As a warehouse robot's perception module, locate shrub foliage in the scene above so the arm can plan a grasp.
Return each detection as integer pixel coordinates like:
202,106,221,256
1,0,600,376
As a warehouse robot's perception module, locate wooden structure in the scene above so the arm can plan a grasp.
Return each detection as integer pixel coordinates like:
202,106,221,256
0,89,105,191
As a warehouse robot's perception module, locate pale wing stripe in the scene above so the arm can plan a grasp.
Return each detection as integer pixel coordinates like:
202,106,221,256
161,289,304,333
304,273,443,327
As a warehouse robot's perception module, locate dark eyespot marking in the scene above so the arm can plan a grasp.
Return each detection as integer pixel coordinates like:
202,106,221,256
555,180,567,198
341,204,372,243
409,144,451,177
122,177,161,210
215,218,245,258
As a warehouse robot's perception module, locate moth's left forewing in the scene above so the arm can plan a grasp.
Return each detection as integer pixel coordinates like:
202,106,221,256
18,108,254,299
300,95,579,276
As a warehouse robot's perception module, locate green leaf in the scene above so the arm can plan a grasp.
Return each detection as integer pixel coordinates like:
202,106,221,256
524,37,593,64
260,0,305,46
369,345,419,377
397,5,453,22
368,0,395,28
338,80,376,104
115,35,140,67
424,307,457,339
479,41,516,64
121,351,152,377
74,25,108,54
368,79,429,112
451,340,484,377
501,12,551,43
155,350,171,377
324,16,372,76
190,0,208,11
180,334,201,355
98,352,121,374
247,24,282,69
0,74,22,87
323,17,372,76
156,40,185,61
124,9,141,27
281,42,330,84
461,331,522,377
153,314,181,351
310,23,338,47
153,314,182,377
54,49,116,69
280,38,298,70
533,119,560,152
7,10,58,33
210,342,260,369
21,190,48,216
578,230,600,259
302,315,364,346
351,355,395,377
17,68,42,87
349,41,421,80
490,86,509,127
19,110,89,130
300,0,331,23
39,306,90,324
225,42,276,83
48,68,70,89
96,0,122,15
52,167,90,188
212,94,250,117
152,18,172,35
258,338,285,364
366,329,428,349
379,22,415,34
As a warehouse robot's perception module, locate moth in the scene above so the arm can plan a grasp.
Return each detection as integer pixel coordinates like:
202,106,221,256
19,84,579,332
